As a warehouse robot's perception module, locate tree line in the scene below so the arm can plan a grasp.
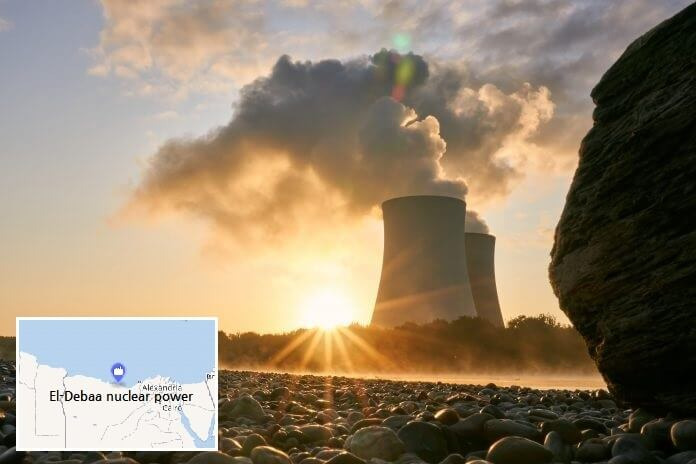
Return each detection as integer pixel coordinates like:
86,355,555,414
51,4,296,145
218,314,597,374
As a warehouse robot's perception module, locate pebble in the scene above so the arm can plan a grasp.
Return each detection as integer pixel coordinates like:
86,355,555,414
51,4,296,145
222,394,266,421
250,446,292,464
346,426,404,461
382,415,412,431
575,438,609,462
486,436,553,464
299,425,333,443
397,421,448,464
484,419,540,442
672,421,696,451
324,452,365,464
435,409,460,426
543,430,572,463
438,453,467,464
611,435,657,464
0,362,693,464
540,419,582,444
242,434,268,455
188,452,237,464
629,409,656,433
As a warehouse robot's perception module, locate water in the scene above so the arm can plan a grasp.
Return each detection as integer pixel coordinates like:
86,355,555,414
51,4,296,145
367,372,606,390
234,366,606,390
179,408,215,448
18,319,216,387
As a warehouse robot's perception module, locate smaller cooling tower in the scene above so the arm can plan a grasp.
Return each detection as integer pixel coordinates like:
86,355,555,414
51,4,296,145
371,195,478,327
465,233,505,328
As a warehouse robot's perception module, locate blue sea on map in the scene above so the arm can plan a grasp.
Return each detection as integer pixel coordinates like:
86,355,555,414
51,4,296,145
18,319,216,387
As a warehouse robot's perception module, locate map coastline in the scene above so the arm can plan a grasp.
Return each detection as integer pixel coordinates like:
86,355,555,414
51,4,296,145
16,317,218,451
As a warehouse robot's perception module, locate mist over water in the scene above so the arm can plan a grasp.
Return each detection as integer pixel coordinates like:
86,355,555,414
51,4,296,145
222,365,605,391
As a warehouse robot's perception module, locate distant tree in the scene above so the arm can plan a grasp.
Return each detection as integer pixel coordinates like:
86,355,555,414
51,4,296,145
216,313,595,374
507,313,560,330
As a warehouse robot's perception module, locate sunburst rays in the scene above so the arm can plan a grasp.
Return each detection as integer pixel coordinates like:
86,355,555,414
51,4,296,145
266,323,398,375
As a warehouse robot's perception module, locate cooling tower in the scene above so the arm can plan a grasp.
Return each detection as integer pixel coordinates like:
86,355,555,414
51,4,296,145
465,233,505,328
371,195,478,327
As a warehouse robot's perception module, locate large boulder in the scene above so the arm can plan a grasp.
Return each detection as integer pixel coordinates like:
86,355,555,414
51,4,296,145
549,3,696,414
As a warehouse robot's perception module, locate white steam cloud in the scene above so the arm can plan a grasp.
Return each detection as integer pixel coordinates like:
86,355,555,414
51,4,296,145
127,50,553,240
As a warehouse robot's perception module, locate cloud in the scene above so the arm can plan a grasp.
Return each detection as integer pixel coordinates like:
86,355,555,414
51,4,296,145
0,16,12,32
92,0,689,156
125,50,552,241
110,1,691,246
91,0,272,96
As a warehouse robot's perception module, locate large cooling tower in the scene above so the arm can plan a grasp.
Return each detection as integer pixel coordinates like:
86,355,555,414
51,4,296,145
465,233,505,327
371,195,478,327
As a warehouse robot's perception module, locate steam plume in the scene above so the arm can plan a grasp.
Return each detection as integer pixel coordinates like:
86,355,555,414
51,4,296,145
128,50,552,240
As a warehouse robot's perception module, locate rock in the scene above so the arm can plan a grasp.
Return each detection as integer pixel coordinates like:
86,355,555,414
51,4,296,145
222,437,244,454
435,409,460,426
484,419,540,442
611,436,658,464
382,415,413,431
250,446,292,464
395,452,429,464
576,438,610,462
529,409,558,421
298,458,322,464
449,413,494,443
541,419,582,444
438,453,467,464
189,452,238,464
466,450,488,461
573,418,608,434
242,433,268,456
347,411,364,425
171,452,200,464
486,436,552,464
133,452,172,464
666,451,696,464
271,387,291,400
543,431,571,463
82,451,108,463
397,421,449,464
629,410,657,434
325,452,365,464
641,418,676,451
224,394,266,421
548,2,696,414
672,421,696,451
315,450,343,460
299,424,333,443
479,406,505,420
346,425,404,461
350,418,382,434
0,448,23,464
581,428,601,440
233,459,254,464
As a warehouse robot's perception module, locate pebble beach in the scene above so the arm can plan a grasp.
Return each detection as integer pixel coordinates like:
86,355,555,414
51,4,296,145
1,362,695,464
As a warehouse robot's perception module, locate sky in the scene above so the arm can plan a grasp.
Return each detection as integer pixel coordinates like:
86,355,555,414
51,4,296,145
0,0,691,336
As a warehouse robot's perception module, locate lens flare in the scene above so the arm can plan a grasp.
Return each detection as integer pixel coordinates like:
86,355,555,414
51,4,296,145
393,33,411,53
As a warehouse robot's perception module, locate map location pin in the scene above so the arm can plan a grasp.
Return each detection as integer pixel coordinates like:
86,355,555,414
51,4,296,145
111,362,126,383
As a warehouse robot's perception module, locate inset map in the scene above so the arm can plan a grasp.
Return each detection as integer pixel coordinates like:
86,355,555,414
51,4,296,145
16,317,218,451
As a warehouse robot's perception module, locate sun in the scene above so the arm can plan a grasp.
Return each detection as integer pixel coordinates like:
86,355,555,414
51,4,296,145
299,288,355,330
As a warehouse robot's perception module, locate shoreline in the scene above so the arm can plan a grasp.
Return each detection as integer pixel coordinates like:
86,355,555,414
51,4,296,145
220,367,606,391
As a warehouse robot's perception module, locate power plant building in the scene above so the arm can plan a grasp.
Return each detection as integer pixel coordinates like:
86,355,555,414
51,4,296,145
465,232,504,327
371,195,504,328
